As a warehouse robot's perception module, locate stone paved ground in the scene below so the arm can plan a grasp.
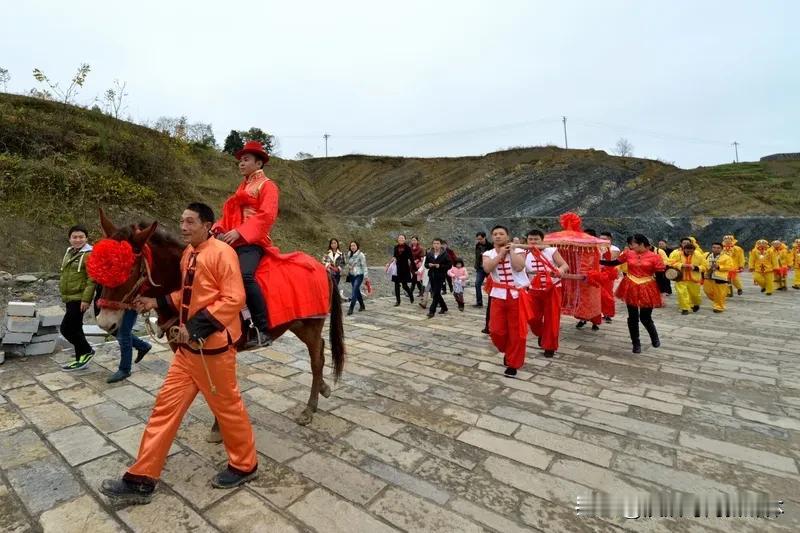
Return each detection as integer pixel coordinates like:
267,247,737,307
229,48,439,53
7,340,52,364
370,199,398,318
1,272,799,532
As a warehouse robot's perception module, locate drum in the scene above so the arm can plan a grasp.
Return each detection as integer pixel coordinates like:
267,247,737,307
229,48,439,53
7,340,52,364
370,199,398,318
664,267,682,282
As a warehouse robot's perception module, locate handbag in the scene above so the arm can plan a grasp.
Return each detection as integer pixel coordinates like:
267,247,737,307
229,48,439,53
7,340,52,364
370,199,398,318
345,273,353,283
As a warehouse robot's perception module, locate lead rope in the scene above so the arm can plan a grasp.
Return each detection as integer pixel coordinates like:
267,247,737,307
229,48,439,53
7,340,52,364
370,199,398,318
166,329,217,395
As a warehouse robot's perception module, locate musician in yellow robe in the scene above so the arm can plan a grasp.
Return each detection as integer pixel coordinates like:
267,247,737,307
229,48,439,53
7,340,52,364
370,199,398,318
792,239,800,289
749,239,777,295
772,240,791,291
668,241,707,314
703,242,735,312
721,234,745,295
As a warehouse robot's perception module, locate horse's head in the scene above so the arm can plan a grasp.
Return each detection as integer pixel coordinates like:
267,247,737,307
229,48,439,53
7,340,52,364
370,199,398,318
88,209,159,334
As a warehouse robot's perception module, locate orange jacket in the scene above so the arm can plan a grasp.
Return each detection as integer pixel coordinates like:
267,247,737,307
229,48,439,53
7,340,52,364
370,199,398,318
158,238,245,354
213,169,279,251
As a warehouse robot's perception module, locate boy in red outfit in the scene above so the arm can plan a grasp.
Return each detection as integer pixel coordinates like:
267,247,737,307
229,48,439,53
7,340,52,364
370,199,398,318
524,230,569,358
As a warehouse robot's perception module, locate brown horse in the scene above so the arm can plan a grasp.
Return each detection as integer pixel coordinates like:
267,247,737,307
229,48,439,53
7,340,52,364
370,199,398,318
93,210,345,426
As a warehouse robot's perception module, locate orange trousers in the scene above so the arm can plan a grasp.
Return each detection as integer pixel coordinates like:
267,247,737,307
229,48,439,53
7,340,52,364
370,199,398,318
126,349,257,481
489,296,528,369
528,286,562,352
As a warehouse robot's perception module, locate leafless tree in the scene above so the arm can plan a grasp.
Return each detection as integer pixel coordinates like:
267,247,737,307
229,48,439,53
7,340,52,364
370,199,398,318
295,151,314,160
614,137,634,157
0,68,10,91
103,79,128,118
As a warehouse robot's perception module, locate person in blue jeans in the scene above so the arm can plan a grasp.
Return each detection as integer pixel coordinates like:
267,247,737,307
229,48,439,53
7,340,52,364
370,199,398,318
474,231,492,307
107,309,152,383
346,241,368,315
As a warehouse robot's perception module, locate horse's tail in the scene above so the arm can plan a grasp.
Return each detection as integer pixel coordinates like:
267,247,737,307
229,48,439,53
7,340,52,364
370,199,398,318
328,273,346,382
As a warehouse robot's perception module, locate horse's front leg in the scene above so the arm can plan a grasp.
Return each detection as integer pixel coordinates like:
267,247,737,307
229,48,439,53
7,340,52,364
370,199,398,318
207,418,222,443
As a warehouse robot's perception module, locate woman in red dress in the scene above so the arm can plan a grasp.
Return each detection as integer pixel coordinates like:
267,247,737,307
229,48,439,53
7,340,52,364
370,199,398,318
600,234,665,353
212,140,278,346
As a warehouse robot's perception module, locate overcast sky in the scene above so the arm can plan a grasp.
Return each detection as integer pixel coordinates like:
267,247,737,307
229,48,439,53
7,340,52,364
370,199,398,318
3,0,797,168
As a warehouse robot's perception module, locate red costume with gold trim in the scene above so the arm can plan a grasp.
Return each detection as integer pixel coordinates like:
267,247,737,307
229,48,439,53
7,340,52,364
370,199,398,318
125,237,257,483
614,249,665,308
213,168,329,328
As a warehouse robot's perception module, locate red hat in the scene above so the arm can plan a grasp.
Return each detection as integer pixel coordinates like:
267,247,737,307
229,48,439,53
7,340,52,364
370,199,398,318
235,140,270,163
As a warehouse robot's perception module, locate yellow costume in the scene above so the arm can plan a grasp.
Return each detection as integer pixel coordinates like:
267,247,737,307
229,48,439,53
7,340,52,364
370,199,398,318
668,248,707,312
721,234,745,294
772,241,791,290
749,240,777,295
689,237,704,255
703,251,735,312
792,239,800,289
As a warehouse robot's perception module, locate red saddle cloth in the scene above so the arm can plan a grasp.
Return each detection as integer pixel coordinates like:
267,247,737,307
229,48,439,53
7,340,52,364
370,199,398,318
255,246,331,328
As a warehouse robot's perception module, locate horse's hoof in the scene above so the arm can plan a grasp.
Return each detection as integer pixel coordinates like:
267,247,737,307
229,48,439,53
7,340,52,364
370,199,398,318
296,409,313,426
321,382,332,398
206,429,223,443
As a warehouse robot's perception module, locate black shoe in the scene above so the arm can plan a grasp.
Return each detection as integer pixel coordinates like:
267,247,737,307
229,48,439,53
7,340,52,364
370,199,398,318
100,478,155,505
106,370,131,384
603,316,612,324
211,466,258,489
347,309,354,316
761,288,766,293
472,304,483,308
537,337,542,347
359,305,365,312
458,305,464,312
440,309,448,315
713,309,722,313
591,324,600,331
576,320,587,329
134,345,152,364
632,343,642,354
692,305,700,313
504,367,517,377
409,294,415,303
543,350,555,358
738,289,744,295
681,310,689,315
394,302,401,307
427,314,434,319
481,327,489,334
651,339,661,348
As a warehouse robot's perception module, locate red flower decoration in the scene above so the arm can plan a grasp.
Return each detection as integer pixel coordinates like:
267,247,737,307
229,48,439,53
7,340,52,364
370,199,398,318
86,239,137,288
559,212,583,232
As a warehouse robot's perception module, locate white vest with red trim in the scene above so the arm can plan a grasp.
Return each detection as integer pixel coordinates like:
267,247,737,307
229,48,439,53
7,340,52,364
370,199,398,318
525,247,561,287
484,248,529,300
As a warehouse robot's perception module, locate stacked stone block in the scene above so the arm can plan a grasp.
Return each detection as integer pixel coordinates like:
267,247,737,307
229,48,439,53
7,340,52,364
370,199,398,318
0,302,65,361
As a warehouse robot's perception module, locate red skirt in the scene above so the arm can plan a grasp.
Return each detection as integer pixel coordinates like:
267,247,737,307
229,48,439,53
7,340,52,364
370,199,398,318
615,277,662,308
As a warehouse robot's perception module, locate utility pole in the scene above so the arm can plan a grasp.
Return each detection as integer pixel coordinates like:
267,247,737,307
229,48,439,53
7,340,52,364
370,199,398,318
731,141,739,163
323,133,330,158
562,116,568,149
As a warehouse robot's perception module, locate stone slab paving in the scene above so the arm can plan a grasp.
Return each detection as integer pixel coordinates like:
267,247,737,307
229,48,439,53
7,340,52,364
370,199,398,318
0,272,798,532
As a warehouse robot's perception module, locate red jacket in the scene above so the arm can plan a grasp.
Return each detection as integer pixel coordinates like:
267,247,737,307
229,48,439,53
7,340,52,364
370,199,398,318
213,170,278,251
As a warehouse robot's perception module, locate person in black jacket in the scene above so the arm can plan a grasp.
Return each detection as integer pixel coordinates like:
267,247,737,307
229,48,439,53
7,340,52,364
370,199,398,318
474,231,491,307
425,238,452,318
389,234,416,306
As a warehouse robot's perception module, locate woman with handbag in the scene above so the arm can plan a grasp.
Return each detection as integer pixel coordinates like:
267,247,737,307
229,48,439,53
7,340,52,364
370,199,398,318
347,241,368,315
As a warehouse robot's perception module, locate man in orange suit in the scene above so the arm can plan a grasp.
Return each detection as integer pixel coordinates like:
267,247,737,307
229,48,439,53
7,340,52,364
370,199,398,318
100,203,258,505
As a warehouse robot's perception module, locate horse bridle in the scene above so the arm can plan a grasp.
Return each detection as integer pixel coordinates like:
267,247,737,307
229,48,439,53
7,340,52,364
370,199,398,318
96,248,160,311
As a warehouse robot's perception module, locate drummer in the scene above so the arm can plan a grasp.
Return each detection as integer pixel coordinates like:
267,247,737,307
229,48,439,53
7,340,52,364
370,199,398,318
667,239,708,315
